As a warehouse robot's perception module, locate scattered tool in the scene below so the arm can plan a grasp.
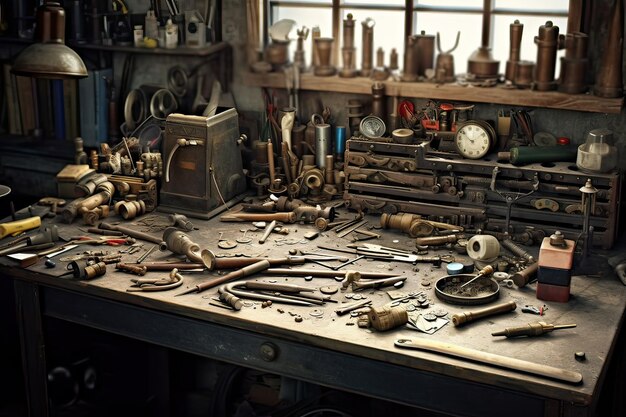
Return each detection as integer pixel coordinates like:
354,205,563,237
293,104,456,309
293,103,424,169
492,322,577,338
137,245,157,263
459,265,495,289
394,338,583,384
0,225,59,257
259,220,278,244
452,301,517,327
0,216,41,239
218,280,322,310
99,222,165,247
162,227,214,269
265,268,401,279
127,268,184,292
176,259,272,296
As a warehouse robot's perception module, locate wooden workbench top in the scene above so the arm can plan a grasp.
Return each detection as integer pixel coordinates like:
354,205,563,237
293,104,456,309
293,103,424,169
3,207,625,409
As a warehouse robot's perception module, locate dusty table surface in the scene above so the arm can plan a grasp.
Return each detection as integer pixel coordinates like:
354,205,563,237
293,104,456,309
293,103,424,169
3,206,626,407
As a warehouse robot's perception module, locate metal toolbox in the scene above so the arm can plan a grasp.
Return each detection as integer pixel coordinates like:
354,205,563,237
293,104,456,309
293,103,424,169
343,139,622,248
159,109,247,219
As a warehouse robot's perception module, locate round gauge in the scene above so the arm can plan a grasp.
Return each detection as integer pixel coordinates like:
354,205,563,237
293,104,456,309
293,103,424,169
454,120,495,159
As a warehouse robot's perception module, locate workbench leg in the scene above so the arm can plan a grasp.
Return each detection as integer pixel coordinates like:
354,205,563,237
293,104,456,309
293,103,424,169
14,280,49,417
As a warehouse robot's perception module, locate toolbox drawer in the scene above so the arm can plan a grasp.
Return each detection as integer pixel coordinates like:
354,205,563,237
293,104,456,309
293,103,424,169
344,140,621,248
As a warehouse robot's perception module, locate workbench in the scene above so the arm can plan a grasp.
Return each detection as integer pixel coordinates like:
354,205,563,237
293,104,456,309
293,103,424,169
2,208,625,417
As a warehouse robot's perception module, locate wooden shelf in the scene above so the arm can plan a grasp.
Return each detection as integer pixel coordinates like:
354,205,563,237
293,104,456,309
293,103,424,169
70,41,230,57
243,71,623,114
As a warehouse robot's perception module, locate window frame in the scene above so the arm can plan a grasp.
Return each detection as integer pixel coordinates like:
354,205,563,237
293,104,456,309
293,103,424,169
264,0,577,68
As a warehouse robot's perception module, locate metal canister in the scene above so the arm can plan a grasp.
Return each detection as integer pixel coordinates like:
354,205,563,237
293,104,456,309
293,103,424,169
402,35,419,81
315,123,331,169
533,21,559,91
335,126,346,161
415,31,435,76
505,20,524,82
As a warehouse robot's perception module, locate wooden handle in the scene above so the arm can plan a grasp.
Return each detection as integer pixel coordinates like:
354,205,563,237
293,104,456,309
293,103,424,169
395,338,583,385
0,216,41,239
452,301,516,326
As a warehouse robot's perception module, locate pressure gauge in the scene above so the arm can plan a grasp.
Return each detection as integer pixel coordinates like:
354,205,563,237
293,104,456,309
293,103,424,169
454,120,496,159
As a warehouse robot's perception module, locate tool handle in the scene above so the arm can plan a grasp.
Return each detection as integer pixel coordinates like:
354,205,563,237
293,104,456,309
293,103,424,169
395,338,583,384
0,216,41,239
213,256,301,269
197,259,271,292
259,220,277,243
99,222,164,246
452,301,517,326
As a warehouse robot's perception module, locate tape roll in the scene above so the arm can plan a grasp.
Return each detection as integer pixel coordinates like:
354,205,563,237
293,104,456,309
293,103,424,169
446,262,464,275
467,235,501,261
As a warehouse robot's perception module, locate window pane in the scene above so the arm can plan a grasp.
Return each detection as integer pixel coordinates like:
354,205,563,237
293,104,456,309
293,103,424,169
273,0,331,3
345,0,404,5
414,12,483,74
415,0,483,9
494,0,568,12
342,9,406,70
492,15,568,75
271,6,333,67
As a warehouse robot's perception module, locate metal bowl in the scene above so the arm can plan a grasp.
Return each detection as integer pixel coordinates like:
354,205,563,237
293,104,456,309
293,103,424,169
435,274,500,305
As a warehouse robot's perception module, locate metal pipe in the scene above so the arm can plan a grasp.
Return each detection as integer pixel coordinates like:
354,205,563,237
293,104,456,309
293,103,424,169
99,222,165,247
177,259,272,296
265,268,400,279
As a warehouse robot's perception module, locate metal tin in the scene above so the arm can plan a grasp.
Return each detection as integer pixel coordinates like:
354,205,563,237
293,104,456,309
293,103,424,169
435,274,500,305
315,123,331,169
359,115,386,139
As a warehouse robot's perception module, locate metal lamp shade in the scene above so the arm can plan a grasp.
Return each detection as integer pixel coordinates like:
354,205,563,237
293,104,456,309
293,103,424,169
11,1,87,79
12,43,87,79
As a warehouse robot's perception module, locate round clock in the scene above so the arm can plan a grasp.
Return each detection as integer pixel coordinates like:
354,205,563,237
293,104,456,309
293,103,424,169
454,120,496,159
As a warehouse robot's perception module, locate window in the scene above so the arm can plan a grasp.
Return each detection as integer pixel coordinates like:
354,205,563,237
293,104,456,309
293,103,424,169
264,0,571,75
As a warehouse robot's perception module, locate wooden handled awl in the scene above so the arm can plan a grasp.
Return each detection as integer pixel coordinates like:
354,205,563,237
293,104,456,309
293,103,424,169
394,338,583,385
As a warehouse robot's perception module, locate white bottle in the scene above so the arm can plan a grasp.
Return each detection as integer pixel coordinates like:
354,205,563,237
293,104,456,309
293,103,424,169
165,18,178,49
133,25,144,47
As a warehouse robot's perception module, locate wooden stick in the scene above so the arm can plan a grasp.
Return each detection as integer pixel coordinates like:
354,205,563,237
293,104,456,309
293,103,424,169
394,338,583,385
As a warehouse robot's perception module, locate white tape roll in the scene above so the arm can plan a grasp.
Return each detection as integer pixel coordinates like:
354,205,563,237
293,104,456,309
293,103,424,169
467,235,501,261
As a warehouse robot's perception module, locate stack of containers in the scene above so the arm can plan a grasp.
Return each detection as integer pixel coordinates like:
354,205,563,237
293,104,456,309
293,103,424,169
537,231,576,302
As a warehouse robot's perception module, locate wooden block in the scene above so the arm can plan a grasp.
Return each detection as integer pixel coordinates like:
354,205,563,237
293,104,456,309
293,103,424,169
538,237,576,269
536,281,570,303
56,165,93,181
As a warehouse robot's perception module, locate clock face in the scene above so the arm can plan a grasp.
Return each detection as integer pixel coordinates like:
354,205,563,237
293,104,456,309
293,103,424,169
455,123,492,159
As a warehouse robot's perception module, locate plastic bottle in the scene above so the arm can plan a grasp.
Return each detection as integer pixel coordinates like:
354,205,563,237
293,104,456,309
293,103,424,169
145,10,158,39
165,18,178,49
133,25,143,47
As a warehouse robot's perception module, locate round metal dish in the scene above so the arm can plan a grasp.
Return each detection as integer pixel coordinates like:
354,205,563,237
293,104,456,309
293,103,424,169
359,115,386,139
0,185,11,198
435,274,500,305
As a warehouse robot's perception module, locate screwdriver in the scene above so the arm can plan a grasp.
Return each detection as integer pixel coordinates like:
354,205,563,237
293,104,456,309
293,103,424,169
492,322,577,338
459,265,494,288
